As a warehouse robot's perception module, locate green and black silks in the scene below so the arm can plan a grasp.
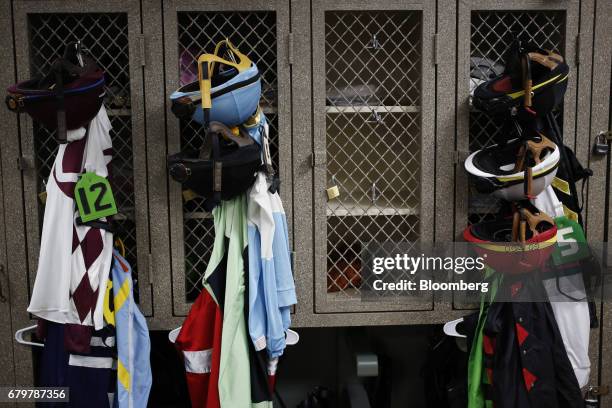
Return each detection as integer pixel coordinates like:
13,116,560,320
466,270,498,408
467,269,584,408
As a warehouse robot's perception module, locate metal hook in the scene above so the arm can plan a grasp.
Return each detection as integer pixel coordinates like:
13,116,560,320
366,109,383,125
75,40,85,67
366,34,382,50
371,182,379,204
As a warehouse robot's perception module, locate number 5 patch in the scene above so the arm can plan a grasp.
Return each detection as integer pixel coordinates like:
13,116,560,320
75,172,118,223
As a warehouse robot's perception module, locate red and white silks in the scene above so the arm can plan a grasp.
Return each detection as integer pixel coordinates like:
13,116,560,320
173,289,222,408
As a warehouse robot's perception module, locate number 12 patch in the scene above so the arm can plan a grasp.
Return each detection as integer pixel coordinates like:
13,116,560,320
75,172,118,223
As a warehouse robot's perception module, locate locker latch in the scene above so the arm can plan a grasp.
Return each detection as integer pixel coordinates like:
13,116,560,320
433,33,440,66
593,133,609,156
147,253,154,285
588,385,609,396
17,156,31,171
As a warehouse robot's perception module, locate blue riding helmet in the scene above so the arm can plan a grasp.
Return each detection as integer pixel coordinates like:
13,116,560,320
170,40,261,127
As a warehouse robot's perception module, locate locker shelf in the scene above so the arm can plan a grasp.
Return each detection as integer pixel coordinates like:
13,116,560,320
325,105,420,114
327,201,419,217
184,211,213,220
107,108,132,116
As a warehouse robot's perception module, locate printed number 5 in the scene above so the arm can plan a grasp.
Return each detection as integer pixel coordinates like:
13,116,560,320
557,226,578,257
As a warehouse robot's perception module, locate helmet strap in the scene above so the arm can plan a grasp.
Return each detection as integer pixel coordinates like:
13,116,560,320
203,127,222,212
54,64,67,143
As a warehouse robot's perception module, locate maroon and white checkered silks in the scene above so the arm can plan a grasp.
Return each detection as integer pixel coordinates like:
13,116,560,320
28,107,113,332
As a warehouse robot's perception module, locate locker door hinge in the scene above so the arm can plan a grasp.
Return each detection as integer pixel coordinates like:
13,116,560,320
146,253,153,284
433,33,439,66
0,264,6,303
137,34,146,67
17,156,31,171
575,33,581,66
311,149,326,167
453,150,469,164
288,32,294,65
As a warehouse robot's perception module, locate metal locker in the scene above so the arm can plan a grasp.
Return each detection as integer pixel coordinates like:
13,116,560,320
311,0,436,315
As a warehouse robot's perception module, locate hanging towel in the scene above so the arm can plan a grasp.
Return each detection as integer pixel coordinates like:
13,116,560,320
247,172,297,358
467,271,498,408
28,107,113,336
482,283,584,408
111,251,152,408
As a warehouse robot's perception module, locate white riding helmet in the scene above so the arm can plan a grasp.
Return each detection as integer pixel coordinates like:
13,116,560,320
465,134,560,201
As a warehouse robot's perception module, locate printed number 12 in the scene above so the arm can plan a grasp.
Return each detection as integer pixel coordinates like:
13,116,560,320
77,182,111,216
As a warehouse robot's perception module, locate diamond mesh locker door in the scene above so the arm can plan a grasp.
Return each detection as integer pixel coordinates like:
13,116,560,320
12,1,152,316
164,1,291,315
29,13,138,264
312,1,435,314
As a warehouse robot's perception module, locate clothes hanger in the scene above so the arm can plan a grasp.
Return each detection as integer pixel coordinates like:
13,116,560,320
285,329,299,346
443,317,467,338
168,327,181,344
168,327,301,346
15,325,44,348
114,237,126,258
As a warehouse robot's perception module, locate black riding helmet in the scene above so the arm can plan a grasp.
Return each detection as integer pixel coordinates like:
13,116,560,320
472,40,569,117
